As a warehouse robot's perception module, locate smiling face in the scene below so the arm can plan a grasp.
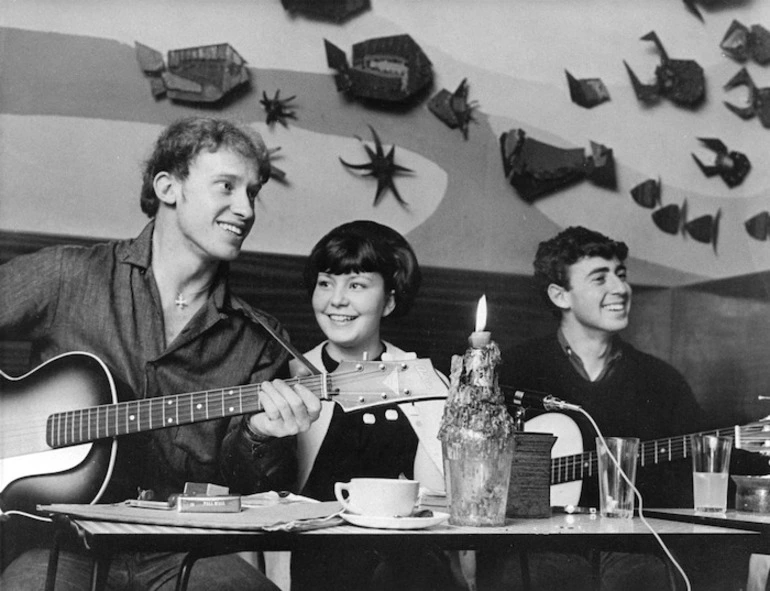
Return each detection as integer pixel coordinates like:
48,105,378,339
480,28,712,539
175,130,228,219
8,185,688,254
549,255,632,338
167,147,263,263
311,271,396,359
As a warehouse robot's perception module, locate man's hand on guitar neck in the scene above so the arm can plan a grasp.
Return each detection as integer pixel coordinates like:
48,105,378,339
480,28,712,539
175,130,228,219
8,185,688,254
245,379,322,440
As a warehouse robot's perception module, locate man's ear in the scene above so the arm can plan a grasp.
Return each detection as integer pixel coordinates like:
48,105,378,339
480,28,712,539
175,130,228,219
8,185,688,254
153,171,178,206
381,290,397,318
547,283,570,311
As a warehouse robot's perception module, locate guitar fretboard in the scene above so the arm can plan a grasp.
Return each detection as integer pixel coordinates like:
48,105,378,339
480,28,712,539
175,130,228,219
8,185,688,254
46,376,328,448
550,426,741,486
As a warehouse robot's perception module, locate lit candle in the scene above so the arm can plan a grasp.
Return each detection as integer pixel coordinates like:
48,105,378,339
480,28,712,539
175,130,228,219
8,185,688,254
468,294,491,348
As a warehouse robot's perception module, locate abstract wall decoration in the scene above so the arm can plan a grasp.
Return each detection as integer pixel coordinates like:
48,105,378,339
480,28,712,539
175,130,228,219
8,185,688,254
339,126,413,208
280,0,370,23
135,42,249,103
624,31,705,108
427,78,478,139
324,35,433,104
629,178,661,209
723,68,770,129
260,90,298,127
720,20,770,65
746,211,770,241
565,70,610,109
267,147,288,183
499,128,616,203
691,138,751,188
652,200,720,252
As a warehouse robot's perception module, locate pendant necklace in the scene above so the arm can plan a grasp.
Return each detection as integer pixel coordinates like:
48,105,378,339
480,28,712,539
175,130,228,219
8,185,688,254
174,281,214,311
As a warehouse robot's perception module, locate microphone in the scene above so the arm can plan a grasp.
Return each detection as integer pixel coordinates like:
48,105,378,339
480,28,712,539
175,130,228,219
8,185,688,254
507,388,582,412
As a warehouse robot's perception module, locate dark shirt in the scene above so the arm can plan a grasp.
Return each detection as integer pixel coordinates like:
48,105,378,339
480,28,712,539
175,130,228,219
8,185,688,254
502,333,705,508
300,345,419,501
0,222,296,505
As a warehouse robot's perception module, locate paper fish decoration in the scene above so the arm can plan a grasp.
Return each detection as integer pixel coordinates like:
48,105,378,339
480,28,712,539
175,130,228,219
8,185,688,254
324,35,433,104
624,31,705,108
565,70,610,109
427,78,478,139
720,20,770,65
260,90,297,127
281,0,370,23
135,42,249,104
499,128,616,203
691,138,751,188
652,200,720,251
723,68,770,129
746,211,770,241
339,126,413,208
630,178,661,209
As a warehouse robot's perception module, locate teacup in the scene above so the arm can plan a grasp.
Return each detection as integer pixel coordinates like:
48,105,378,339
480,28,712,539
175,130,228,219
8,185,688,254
334,478,419,517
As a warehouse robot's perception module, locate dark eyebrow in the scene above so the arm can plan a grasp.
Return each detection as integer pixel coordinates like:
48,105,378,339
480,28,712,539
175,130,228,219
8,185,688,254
586,266,611,278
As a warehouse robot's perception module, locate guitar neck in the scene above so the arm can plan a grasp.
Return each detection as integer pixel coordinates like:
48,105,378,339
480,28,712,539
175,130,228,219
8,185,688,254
551,425,738,486
46,374,329,448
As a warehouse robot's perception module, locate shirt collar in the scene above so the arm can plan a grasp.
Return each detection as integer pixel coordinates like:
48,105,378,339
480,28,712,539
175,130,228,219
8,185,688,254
557,328,623,382
119,219,230,311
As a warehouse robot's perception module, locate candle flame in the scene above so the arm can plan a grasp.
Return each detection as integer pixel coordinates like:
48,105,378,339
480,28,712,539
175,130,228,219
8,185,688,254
475,294,487,332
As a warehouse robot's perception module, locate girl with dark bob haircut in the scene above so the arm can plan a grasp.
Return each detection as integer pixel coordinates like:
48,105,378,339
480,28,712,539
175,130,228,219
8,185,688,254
302,219,422,319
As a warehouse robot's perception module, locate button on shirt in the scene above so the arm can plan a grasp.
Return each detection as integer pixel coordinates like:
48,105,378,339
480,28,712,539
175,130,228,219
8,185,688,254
0,222,295,503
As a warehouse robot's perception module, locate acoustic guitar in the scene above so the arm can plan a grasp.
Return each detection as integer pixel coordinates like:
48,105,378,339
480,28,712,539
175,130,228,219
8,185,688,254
0,351,448,514
524,412,770,507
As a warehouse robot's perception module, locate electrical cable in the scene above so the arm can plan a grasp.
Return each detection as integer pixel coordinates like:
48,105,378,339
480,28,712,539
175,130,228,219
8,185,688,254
580,407,692,591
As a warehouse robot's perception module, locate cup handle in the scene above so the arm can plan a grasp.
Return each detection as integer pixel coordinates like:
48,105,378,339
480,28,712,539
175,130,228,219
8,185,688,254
334,482,353,512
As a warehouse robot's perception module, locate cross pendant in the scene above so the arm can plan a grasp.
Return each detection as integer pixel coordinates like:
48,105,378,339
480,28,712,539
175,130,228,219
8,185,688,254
174,293,188,310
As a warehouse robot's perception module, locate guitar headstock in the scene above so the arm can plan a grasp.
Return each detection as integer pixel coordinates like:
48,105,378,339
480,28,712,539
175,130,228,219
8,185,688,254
327,359,447,412
737,415,770,455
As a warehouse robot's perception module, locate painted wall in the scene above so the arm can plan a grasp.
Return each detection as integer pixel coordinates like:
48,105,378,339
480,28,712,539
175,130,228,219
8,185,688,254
2,0,769,287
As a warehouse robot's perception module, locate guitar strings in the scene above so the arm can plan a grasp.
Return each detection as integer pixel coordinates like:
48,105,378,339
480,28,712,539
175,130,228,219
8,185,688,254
581,408,692,591
26,368,403,447
551,425,762,485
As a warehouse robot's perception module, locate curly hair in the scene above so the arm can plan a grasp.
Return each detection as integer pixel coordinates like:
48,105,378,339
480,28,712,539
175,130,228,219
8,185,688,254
533,226,629,315
303,220,422,319
139,117,270,217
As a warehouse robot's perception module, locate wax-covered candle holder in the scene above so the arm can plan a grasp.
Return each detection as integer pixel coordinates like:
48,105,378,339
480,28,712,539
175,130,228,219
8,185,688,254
438,341,516,526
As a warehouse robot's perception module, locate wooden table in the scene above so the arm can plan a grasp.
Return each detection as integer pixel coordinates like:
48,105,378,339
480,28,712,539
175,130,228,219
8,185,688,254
44,509,762,591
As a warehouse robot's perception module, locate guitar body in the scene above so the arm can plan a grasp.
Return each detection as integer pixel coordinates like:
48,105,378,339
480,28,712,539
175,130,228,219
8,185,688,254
0,352,117,514
525,412,584,507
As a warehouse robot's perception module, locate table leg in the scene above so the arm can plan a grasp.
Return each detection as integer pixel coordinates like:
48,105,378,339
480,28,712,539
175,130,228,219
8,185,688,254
519,551,531,591
90,555,111,591
44,529,62,591
175,552,200,591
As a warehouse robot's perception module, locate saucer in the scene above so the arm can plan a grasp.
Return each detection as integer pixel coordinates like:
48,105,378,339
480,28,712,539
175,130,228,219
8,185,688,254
341,511,450,530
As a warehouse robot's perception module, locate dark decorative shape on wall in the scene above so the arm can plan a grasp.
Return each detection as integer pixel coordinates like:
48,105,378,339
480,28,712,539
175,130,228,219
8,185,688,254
746,211,770,241
260,90,297,127
565,70,610,108
324,35,433,104
267,147,287,184
720,20,770,65
630,178,661,209
682,0,704,22
339,126,413,208
653,202,685,235
428,78,478,139
623,31,705,108
691,138,751,188
652,200,720,252
499,128,616,203
135,41,249,104
723,68,770,129
281,0,370,23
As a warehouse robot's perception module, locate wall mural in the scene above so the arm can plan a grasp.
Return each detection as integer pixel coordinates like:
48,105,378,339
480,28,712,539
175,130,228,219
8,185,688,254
1,1,769,287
